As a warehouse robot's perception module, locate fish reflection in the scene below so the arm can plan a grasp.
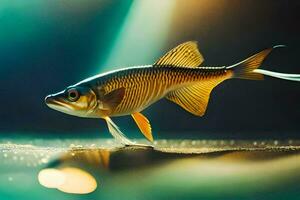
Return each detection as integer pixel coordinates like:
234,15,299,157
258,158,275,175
38,145,300,196
38,146,199,194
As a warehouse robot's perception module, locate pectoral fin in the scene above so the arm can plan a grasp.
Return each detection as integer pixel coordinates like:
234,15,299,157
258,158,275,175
102,87,125,111
131,112,153,142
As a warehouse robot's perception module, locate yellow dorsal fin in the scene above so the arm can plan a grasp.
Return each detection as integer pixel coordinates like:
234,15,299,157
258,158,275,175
131,112,153,142
166,76,230,116
154,41,204,68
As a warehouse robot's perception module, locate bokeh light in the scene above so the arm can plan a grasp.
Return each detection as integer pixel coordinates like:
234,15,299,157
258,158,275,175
38,167,97,194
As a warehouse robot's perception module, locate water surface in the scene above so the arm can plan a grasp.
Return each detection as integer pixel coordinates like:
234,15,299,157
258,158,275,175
1,139,300,200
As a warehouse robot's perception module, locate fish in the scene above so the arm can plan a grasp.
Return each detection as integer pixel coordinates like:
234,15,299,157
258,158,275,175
45,41,300,145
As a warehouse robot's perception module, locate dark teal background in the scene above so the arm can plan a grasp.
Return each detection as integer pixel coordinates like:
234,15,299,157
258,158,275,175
1,0,300,139
1,1,300,200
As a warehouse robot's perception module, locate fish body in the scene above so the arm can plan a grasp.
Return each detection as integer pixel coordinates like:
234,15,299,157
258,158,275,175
76,65,229,117
45,41,300,145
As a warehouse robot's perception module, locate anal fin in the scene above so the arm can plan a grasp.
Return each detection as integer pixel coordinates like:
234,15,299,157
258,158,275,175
131,112,153,142
166,77,229,116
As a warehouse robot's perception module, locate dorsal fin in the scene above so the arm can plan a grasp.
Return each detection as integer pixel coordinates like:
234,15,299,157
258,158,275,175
154,41,204,68
166,75,231,116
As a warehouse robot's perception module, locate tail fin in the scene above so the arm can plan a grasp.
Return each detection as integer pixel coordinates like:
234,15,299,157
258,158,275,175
228,45,285,80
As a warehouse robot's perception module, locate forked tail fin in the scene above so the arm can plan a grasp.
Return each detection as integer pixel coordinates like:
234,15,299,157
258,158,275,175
228,45,285,80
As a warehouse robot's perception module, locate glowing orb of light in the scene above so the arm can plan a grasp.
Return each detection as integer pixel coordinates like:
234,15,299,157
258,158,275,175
38,167,97,194
57,167,97,194
38,168,66,188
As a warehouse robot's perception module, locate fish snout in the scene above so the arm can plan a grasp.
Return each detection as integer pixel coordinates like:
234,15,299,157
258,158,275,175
45,91,65,106
44,93,69,112
45,94,54,105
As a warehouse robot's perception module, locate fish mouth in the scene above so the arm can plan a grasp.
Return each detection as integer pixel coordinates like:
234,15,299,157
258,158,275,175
45,95,73,112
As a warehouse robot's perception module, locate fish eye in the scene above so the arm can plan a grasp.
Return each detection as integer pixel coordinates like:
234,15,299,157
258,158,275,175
66,88,80,102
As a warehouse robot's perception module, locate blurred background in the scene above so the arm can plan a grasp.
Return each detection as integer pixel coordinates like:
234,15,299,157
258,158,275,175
0,0,299,139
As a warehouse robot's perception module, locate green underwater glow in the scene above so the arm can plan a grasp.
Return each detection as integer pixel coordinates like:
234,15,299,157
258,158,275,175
100,0,176,72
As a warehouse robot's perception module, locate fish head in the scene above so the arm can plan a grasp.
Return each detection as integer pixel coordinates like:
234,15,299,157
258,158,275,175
45,86,97,117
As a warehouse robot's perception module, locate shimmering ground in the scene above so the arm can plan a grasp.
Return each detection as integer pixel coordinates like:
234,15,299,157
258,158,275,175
1,139,299,167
